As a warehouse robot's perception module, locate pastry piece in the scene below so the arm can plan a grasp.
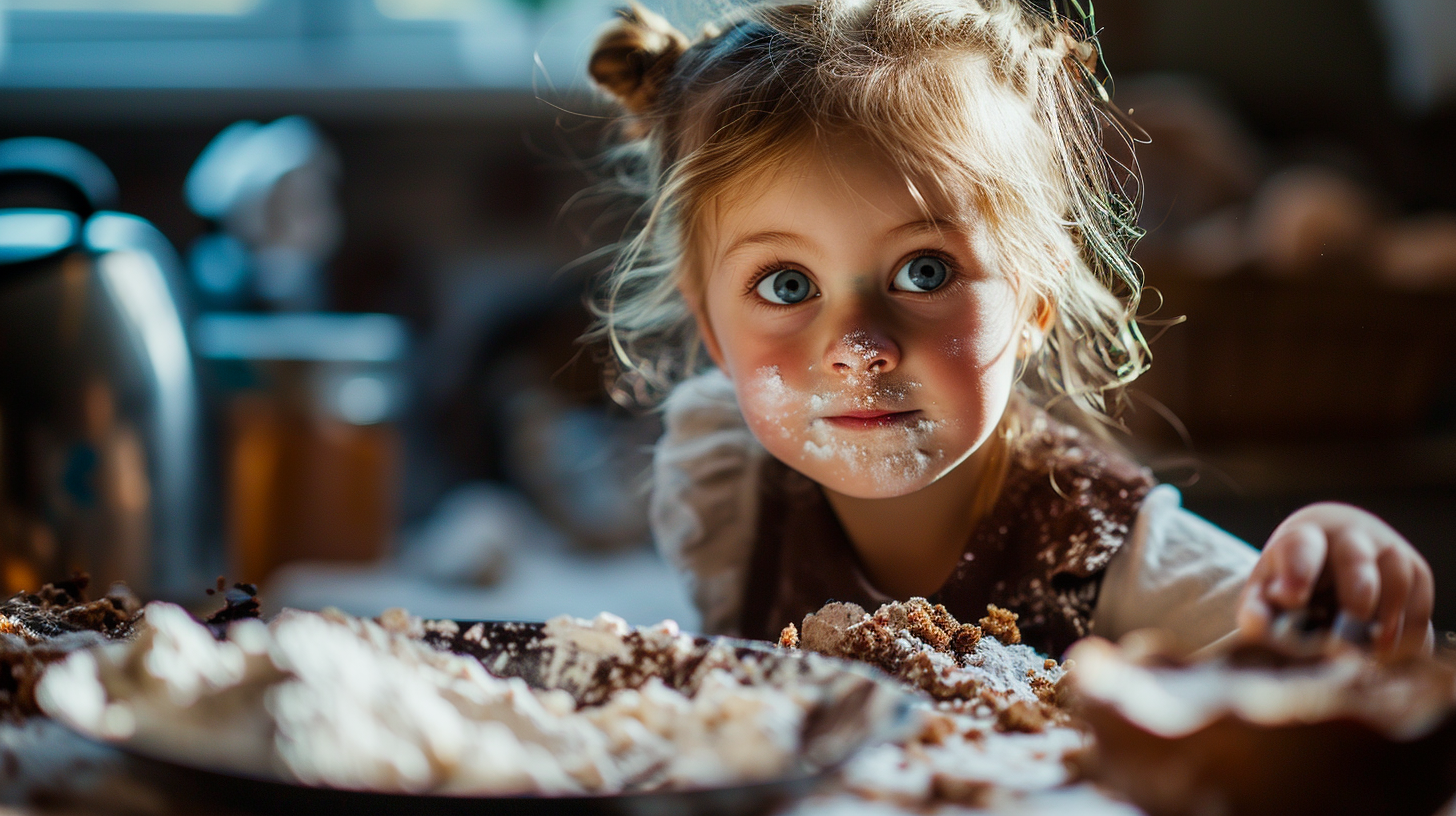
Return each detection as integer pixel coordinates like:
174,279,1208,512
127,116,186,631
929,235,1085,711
798,598,1058,723
792,598,1090,810
1068,633,1456,816
0,575,140,718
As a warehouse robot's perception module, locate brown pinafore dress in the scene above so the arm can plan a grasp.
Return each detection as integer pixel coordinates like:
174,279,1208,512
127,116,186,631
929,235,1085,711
737,402,1155,656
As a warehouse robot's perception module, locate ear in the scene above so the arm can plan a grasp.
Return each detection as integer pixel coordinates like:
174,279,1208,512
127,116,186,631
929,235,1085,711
678,272,729,374
698,313,728,373
1024,296,1054,353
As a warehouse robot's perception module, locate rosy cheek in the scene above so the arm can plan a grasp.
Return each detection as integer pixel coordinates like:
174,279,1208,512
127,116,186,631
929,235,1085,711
938,287,1020,368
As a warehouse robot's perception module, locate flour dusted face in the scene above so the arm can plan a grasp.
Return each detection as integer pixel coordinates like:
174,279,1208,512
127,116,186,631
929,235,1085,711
697,140,1028,499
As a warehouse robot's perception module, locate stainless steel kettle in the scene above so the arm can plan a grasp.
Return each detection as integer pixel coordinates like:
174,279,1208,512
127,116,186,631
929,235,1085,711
0,137,207,599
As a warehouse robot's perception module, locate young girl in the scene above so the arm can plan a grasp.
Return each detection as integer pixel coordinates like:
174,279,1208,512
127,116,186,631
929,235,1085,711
583,0,1435,657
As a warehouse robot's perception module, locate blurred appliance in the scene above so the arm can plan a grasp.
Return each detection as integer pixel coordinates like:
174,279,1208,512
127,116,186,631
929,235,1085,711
195,312,407,584
183,116,341,311
0,137,206,598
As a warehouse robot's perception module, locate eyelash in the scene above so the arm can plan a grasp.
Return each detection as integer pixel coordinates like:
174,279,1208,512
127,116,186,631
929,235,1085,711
741,250,963,308
894,249,964,300
743,258,809,309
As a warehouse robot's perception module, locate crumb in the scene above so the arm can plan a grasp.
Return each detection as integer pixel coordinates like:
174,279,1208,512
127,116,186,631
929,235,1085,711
995,699,1050,733
917,712,957,746
930,773,991,806
902,598,952,651
0,574,140,718
951,624,983,654
202,582,261,638
928,603,961,636
1029,675,1057,704
980,605,1021,645
376,607,424,638
1044,658,1058,670
778,623,799,649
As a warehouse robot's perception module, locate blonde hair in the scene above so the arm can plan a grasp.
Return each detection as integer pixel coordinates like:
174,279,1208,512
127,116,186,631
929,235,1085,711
584,0,1148,423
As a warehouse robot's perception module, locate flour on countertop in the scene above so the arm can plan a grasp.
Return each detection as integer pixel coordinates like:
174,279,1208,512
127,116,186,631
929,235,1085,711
37,604,894,795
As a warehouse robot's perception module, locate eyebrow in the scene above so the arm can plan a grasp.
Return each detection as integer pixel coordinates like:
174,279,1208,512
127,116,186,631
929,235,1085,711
719,219,953,261
720,229,816,260
887,218,955,239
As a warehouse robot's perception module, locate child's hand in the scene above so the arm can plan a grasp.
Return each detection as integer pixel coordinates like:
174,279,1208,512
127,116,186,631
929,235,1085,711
1236,503,1434,658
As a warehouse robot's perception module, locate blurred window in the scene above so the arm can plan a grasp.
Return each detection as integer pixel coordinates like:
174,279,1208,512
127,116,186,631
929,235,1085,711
6,1,260,13
0,0,649,90
374,0,476,18
2,0,290,43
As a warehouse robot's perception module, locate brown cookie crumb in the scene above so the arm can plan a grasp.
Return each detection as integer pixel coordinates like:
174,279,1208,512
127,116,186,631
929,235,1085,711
930,773,991,806
917,712,958,746
951,624,983,654
1029,674,1057,704
778,623,799,649
979,605,1021,645
995,699,1050,733
903,598,952,651
927,603,961,636
0,575,141,718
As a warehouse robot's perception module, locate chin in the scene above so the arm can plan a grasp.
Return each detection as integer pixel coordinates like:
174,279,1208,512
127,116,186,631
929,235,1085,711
790,448,947,500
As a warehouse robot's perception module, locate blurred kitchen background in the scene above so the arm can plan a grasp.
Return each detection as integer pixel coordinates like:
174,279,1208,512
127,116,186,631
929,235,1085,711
0,0,1452,631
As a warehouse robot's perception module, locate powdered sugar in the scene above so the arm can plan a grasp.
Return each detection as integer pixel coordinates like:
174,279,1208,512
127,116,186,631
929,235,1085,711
38,605,906,796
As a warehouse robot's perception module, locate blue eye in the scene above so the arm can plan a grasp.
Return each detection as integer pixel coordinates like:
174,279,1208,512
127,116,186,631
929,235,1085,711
756,269,816,305
893,255,949,292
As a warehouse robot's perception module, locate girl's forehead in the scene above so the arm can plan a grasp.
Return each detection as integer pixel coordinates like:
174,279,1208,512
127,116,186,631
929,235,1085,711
705,139,967,242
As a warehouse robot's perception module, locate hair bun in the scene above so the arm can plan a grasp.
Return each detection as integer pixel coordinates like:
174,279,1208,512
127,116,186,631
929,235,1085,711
589,2,689,116
1060,31,1098,73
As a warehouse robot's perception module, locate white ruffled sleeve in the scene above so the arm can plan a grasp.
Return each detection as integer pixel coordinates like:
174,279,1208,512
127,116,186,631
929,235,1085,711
1091,484,1260,651
649,369,767,636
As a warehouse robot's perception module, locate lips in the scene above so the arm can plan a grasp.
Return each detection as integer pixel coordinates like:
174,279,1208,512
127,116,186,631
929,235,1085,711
820,409,921,430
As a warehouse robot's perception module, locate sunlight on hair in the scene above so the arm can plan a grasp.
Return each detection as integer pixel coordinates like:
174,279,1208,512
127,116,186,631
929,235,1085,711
582,0,1149,431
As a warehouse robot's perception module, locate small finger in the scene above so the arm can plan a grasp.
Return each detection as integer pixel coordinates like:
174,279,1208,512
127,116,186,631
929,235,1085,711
1328,529,1379,622
1394,559,1435,658
1373,548,1414,656
1236,584,1275,641
1264,523,1327,609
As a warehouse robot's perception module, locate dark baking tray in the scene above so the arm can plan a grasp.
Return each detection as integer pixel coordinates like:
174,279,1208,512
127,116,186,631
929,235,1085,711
121,750,819,816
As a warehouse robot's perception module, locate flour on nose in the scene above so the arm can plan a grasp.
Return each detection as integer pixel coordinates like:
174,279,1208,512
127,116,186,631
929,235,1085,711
844,330,880,362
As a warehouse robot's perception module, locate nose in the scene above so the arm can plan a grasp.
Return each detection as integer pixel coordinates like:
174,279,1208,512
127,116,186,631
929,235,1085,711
825,328,899,376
